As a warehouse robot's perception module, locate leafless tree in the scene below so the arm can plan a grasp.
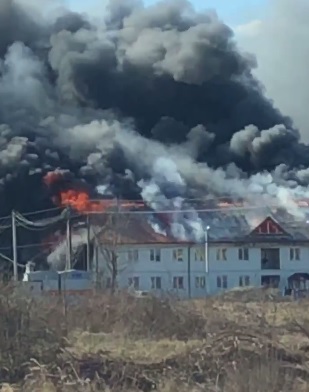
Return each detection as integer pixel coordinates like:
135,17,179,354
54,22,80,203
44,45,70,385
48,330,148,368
92,211,130,293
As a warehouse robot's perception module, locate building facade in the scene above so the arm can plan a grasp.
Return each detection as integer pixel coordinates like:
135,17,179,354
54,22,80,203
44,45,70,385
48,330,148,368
93,215,309,297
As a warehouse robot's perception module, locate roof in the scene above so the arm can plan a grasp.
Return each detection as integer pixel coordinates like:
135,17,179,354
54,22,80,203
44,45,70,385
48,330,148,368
194,203,309,242
288,273,309,281
43,205,309,273
96,213,188,245
94,203,309,245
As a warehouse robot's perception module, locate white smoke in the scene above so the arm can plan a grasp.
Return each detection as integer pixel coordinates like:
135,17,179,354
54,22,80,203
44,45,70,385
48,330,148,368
78,118,309,242
139,157,209,241
47,225,98,270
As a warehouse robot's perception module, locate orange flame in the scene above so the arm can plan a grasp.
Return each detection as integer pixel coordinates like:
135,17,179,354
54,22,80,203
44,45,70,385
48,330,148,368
59,190,113,212
59,190,145,213
44,170,146,213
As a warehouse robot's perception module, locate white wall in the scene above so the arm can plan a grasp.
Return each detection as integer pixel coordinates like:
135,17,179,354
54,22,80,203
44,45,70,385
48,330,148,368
94,243,309,297
95,244,189,297
190,245,261,296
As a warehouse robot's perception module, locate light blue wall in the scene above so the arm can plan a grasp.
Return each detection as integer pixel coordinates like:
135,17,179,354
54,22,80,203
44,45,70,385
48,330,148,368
95,243,309,297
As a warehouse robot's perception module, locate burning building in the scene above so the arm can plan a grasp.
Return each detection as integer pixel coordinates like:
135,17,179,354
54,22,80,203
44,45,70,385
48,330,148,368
0,0,309,275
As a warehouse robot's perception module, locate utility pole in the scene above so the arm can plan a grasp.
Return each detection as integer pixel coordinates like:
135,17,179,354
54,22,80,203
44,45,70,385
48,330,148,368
11,210,18,281
66,211,72,270
204,226,210,295
86,214,91,272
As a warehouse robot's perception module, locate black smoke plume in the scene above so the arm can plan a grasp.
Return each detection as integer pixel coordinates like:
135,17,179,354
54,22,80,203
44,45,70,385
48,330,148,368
0,0,308,219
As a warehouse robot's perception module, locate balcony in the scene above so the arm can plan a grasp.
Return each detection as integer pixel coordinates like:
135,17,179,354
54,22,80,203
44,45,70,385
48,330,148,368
261,275,280,288
261,248,280,270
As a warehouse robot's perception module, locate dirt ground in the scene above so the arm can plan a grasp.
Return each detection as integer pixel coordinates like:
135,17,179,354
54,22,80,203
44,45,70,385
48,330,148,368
2,286,309,391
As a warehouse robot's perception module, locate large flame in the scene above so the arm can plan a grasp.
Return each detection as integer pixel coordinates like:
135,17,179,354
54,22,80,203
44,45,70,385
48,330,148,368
58,190,145,212
59,190,114,212
44,171,145,213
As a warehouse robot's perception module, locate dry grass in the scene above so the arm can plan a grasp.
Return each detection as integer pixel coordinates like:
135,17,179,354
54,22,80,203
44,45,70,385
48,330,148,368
2,286,309,391
71,332,202,363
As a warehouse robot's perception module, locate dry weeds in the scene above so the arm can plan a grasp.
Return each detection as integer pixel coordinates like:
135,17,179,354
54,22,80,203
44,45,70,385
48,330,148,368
1,286,309,391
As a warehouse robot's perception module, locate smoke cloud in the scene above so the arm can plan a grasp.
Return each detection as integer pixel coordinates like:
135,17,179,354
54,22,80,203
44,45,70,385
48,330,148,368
236,0,309,141
0,0,309,234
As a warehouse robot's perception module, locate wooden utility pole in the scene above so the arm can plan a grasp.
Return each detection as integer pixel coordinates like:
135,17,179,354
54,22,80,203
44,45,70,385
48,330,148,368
11,210,18,281
66,213,72,270
86,214,91,271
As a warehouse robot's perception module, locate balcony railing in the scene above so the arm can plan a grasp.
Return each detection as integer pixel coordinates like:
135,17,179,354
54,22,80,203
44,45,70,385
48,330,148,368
261,260,280,270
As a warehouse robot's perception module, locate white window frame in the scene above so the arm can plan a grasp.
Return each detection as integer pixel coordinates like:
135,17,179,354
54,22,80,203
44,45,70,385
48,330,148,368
173,248,184,262
173,276,184,289
195,276,206,288
238,248,249,261
290,247,300,261
150,248,161,262
216,248,227,261
239,275,250,287
217,275,228,289
150,276,162,290
194,247,205,261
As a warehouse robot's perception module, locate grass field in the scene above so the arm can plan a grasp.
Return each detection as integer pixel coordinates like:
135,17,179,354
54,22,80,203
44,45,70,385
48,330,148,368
1,286,309,391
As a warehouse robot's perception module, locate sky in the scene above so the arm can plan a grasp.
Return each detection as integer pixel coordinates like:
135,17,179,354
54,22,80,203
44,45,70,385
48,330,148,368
67,0,267,26
145,0,267,24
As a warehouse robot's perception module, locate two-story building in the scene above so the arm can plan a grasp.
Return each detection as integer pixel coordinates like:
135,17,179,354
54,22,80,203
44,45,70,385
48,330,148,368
92,210,309,297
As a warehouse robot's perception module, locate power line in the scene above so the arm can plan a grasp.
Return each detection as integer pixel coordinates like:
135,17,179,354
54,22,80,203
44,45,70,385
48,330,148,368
1,194,309,222
15,209,309,229
0,252,25,268
0,202,308,262
0,241,62,251
20,206,63,217
84,205,304,215
0,206,63,222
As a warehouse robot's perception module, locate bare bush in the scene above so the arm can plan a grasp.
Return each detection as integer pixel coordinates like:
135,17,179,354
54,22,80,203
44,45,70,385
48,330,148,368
2,286,309,391
0,284,65,383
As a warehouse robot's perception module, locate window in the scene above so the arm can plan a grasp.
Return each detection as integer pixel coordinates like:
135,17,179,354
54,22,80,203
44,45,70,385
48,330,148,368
106,277,112,288
173,248,184,261
151,276,162,290
216,248,227,261
195,276,206,288
128,277,139,289
150,248,161,262
217,275,228,289
239,276,250,287
173,276,184,289
290,247,300,261
128,249,139,262
238,248,249,261
195,247,205,261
